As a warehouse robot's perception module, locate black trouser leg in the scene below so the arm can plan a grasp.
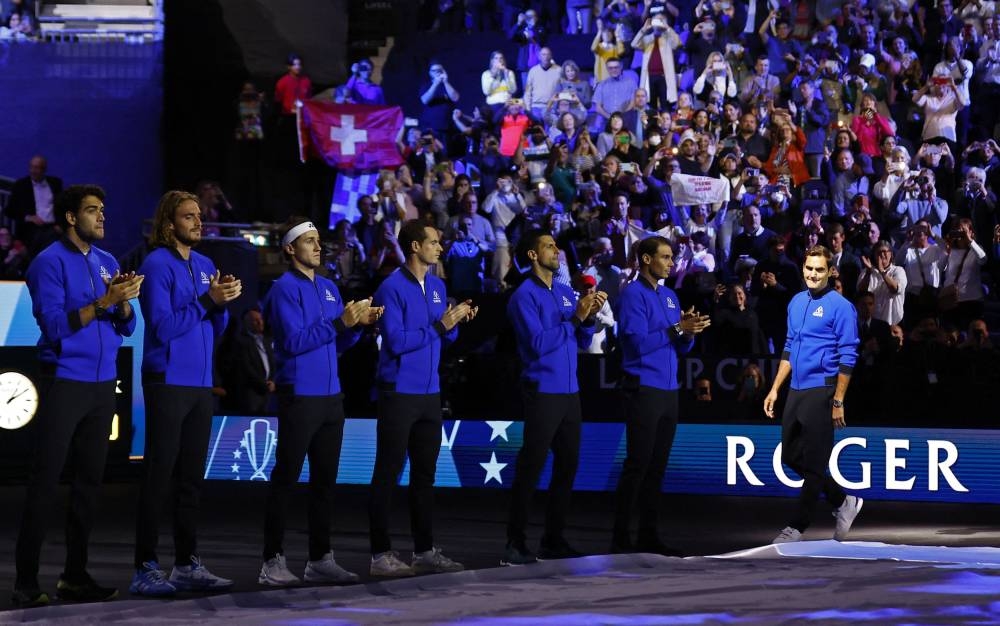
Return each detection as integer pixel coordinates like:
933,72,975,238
306,397,345,561
63,385,116,580
648,74,668,111
613,387,678,541
507,391,580,544
781,388,845,532
16,379,115,587
542,395,580,541
135,385,211,569
407,402,442,554
369,392,440,555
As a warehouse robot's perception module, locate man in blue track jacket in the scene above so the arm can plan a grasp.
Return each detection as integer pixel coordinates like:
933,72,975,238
13,185,142,607
132,191,242,596
612,235,710,556
764,244,863,544
368,219,477,577
258,218,382,587
502,229,607,566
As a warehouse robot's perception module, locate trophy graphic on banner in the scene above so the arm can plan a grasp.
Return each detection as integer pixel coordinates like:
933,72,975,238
242,418,278,480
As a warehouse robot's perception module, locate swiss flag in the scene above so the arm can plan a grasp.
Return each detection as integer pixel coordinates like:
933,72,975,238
298,102,404,170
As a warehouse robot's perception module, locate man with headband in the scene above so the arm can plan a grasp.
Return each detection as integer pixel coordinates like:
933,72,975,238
368,219,477,577
258,218,382,586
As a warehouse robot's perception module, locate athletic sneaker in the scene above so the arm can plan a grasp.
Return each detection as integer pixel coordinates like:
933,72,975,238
370,551,414,577
129,561,177,596
500,540,538,566
56,573,118,602
11,587,49,608
169,556,233,591
304,551,360,584
538,535,584,560
772,527,802,544
411,547,464,574
259,555,301,587
833,495,864,541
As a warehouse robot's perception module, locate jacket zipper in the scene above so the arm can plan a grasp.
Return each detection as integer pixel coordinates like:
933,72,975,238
187,259,208,386
85,252,103,383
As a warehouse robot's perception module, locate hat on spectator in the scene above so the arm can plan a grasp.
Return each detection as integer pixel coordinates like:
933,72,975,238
679,129,697,144
859,54,876,70
580,274,597,288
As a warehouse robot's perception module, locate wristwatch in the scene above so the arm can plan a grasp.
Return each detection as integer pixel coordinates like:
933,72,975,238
832,399,844,409
93,299,108,318
671,322,684,338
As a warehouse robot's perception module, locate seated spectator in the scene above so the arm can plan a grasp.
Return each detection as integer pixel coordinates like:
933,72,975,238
858,239,907,326
713,284,767,355
631,15,681,111
827,222,863,300
544,94,588,142
596,111,628,159
729,204,777,273
6,155,62,254
219,308,275,416
571,130,600,174
345,58,385,105
0,228,28,280
482,50,518,119
545,142,577,208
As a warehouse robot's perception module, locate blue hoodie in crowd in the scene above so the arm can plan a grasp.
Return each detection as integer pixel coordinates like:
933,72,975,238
507,274,595,394
138,246,228,387
27,238,136,382
374,266,457,394
782,285,859,390
264,269,363,396
616,276,694,391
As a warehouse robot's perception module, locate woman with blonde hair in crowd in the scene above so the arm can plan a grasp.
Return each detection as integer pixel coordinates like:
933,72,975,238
557,59,592,109
481,50,518,121
693,51,738,103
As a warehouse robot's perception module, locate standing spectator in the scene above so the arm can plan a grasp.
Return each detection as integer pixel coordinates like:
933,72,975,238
940,218,988,330
827,223,863,301
523,47,562,121
793,81,831,177
0,227,28,279
420,62,461,140
631,15,681,112
850,93,896,158
895,221,947,325
482,51,518,121
591,19,627,83
510,9,549,84
220,308,275,416
274,53,311,118
739,56,781,109
933,37,975,144
913,75,968,150
890,168,949,240
483,173,527,285
713,284,767,355
6,155,63,253
858,240,907,326
345,59,386,105
592,57,640,133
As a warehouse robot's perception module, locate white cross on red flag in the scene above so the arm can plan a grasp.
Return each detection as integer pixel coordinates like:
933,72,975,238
298,101,404,170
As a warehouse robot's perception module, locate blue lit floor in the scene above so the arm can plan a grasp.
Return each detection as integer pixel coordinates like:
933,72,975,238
3,485,1000,624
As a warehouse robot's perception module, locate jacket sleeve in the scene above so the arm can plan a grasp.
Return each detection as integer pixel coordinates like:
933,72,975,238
268,282,340,357
140,257,214,344
332,284,365,354
109,259,136,337
26,253,79,341
618,288,671,357
375,281,445,356
508,288,579,360
833,298,859,373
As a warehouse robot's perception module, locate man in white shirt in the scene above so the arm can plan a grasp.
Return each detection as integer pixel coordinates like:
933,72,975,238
523,47,562,121
895,221,947,323
932,37,974,144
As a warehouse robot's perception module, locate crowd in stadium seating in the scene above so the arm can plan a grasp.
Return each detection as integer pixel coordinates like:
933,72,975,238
1,0,37,40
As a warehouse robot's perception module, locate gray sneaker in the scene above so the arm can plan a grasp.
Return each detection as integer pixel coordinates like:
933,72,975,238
833,495,864,541
772,526,802,544
258,555,300,587
370,551,414,577
304,551,360,584
169,557,233,591
411,547,464,574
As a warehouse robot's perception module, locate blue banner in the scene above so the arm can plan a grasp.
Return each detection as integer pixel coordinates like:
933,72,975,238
204,417,993,504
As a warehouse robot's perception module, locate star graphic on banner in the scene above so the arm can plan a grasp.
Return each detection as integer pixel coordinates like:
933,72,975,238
231,463,240,473
233,449,242,459
486,421,513,442
480,452,507,485
239,440,247,449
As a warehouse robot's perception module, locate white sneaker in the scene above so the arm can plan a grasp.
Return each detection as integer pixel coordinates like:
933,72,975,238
169,557,233,591
259,555,300,587
772,527,802,544
370,551,414,577
411,547,464,574
304,551,359,584
833,495,864,541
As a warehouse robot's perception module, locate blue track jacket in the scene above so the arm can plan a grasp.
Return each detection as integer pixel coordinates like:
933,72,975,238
138,247,228,387
27,238,136,382
617,276,694,391
374,266,457,394
264,269,362,396
782,285,859,390
507,274,595,394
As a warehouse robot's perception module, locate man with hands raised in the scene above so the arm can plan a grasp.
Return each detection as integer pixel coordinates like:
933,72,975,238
259,218,383,587
14,185,140,607
612,236,709,557
132,191,241,596
503,229,604,566
763,245,862,545
368,220,477,577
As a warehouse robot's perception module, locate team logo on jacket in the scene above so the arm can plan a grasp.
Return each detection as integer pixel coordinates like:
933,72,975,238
325,289,336,302
666,297,677,309
200,271,211,284
562,295,572,307
99,265,111,281
432,290,442,303
812,306,824,318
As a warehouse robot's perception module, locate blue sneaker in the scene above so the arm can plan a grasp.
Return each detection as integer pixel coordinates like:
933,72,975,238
129,562,177,597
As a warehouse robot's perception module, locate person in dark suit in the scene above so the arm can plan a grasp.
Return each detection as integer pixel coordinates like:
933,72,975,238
855,290,891,352
826,223,862,300
6,155,63,253
221,308,275,415
729,204,777,276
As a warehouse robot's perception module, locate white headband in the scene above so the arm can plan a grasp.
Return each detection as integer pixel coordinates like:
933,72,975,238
282,221,317,247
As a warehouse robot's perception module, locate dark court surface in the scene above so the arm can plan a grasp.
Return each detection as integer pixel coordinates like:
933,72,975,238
0,481,998,622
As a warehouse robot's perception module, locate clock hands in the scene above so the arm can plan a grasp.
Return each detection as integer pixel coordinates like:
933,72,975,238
7,387,29,404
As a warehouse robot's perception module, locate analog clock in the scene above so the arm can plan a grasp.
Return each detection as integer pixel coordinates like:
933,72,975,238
0,371,39,430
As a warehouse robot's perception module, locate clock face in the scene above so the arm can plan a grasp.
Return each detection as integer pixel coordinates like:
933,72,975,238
0,371,39,430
